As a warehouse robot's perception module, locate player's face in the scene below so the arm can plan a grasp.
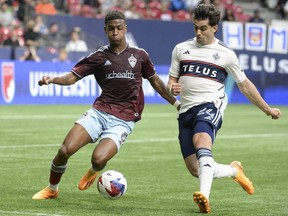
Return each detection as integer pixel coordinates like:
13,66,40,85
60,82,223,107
193,18,217,45
104,19,127,46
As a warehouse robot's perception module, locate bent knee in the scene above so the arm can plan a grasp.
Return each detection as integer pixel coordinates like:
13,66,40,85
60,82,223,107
58,145,73,159
91,153,108,168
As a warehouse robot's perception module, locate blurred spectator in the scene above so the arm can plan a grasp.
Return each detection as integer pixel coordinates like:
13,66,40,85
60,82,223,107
123,1,141,19
222,7,236,21
53,0,66,12
3,30,22,59
233,5,250,22
11,21,25,46
275,0,288,19
284,1,288,18
19,46,41,61
16,0,35,23
41,22,65,49
211,0,225,19
99,0,117,16
0,25,11,43
248,9,265,23
23,19,41,46
35,0,57,15
65,30,88,52
185,0,202,12
160,2,173,21
3,30,21,47
146,0,162,19
79,4,96,17
52,48,71,63
34,14,48,35
0,2,15,27
169,0,188,12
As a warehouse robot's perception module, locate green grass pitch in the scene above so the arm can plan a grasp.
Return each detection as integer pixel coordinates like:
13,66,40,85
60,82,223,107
0,104,287,216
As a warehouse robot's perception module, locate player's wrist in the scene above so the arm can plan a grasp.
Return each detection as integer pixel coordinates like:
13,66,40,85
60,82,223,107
173,100,181,109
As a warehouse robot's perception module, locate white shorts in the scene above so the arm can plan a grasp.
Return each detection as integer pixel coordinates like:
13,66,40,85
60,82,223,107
76,108,135,150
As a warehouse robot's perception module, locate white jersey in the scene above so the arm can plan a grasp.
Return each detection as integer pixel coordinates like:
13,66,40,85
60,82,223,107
169,37,246,115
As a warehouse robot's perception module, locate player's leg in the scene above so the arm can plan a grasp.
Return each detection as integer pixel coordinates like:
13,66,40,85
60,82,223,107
32,123,92,199
184,154,198,177
78,111,134,191
78,138,117,190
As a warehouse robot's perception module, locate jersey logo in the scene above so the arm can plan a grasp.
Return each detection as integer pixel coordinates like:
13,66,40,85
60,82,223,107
104,60,112,66
212,52,220,62
180,60,227,83
183,50,190,55
197,108,215,120
128,54,137,68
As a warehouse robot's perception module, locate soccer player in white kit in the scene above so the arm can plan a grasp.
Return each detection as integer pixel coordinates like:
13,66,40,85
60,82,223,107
167,3,282,213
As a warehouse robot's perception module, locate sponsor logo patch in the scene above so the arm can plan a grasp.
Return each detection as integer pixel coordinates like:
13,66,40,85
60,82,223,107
1,62,15,103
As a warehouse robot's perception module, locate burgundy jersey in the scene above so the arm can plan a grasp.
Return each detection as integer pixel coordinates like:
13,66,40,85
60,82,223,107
71,45,156,122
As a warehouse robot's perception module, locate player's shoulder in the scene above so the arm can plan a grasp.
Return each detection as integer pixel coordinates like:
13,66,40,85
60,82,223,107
176,38,195,48
128,44,147,52
127,44,150,56
86,45,109,57
215,39,236,54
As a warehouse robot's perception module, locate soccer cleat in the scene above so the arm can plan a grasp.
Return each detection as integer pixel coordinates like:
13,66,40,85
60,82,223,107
78,168,99,191
193,191,211,213
231,161,254,195
32,187,58,200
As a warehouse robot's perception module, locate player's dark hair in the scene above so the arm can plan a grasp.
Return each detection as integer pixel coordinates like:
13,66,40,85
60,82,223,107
104,10,126,25
193,4,220,26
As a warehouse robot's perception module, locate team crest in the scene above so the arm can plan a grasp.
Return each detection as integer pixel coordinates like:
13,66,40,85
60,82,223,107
1,62,15,103
128,54,137,68
212,52,220,62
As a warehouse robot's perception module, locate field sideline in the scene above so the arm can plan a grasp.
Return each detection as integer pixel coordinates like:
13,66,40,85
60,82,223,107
0,104,287,216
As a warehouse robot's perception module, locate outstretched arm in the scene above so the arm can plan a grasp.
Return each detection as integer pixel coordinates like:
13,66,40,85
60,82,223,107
237,78,281,119
148,74,180,110
38,72,79,86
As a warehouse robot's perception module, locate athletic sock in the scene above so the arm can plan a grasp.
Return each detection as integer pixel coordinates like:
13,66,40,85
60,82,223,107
213,162,236,178
48,183,58,191
49,162,67,187
196,148,214,200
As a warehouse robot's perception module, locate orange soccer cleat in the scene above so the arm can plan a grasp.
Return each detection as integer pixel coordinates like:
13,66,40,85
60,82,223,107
231,161,254,195
78,167,99,191
32,187,58,200
193,191,211,213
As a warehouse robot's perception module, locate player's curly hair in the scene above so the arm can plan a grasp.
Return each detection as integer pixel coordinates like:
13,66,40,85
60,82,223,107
105,10,126,25
193,4,221,26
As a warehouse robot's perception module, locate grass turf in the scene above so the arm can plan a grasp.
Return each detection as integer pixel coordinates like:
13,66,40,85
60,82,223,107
0,104,287,216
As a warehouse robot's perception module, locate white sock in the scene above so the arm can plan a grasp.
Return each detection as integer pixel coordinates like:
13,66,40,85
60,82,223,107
48,184,58,191
198,156,215,200
213,162,237,178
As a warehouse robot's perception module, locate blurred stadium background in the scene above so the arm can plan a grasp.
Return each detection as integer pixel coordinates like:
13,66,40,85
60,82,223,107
0,0,287,105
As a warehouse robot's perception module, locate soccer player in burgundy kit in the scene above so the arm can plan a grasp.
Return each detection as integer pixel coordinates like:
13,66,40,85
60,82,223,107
167,4,282,213
32,10,180,200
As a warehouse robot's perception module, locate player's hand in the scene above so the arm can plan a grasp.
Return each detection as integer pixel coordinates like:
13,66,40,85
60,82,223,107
269,108,281,120
38,76,54,86
170,83,181,96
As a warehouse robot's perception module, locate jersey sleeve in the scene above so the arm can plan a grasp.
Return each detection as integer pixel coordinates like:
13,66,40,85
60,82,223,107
169,46,180,78
141,50,156,79
225,51,246,83
71,56,95,78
